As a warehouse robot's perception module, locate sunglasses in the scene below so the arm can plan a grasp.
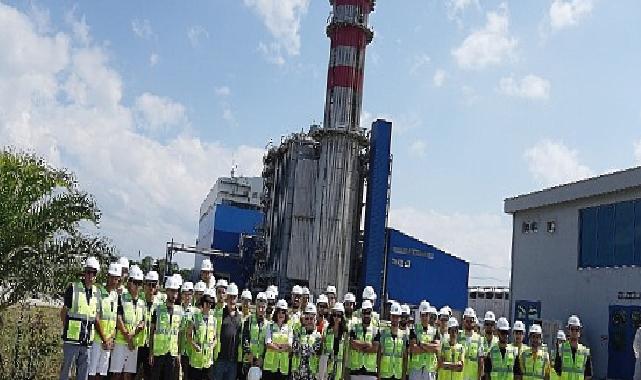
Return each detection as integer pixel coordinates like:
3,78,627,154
570,327,581,332
146,282,158,287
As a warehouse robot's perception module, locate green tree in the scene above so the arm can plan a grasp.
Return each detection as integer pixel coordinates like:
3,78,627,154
0,150,115,311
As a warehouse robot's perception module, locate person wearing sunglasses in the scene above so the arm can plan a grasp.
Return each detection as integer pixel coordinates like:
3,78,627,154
324,302,349,380
343,293,358,330
138,270,161,379
326,285,337,309
292,304,323,380
187,289,217,380
553,316,592,380
348,300,380,380
264,299,293,380
512,321,527,357
409,301,440,380
483,317,521,380
110,265,147,380
60,256,102,380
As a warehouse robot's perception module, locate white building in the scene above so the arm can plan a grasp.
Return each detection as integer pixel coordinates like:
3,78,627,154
505,167,641,380
468,286,510,319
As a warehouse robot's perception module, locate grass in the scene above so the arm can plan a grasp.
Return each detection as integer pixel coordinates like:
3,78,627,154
0,304,63,380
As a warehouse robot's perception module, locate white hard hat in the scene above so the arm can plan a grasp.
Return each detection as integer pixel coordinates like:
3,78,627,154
305,303,317,314
497,317,510,331
557,330,567,340
443,306,452,316
401,304,411,315
216,279,228,288
203,288,217,301
256,292,267,302
362,300,373,310
362,285,377,300
145,270,159,282
484,311,496,323
513,320,526,332
108,263,122,277
268,285,279,296
447,317,459,329
567,315,582,328
292,285,302,295
438,307,449,317
390,302,402,316
275,299,288,310
200,258,213,272
464,307,476,319
241,289,252,300
301,287,310,296
529,324,542,335
194,281,207,292
317,294,329,305
419,301,430,314
181,281,194,292
129,266,144,281
332,302,345,313
344,292,356,303
266,290,276,301
227,282,239,296
165,276,180,290
428,305,438,315
326,285,337,294
118,257,130,269
84,256,100,272
172,274,183,287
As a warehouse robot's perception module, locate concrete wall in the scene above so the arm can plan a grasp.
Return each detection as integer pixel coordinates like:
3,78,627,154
510,186,641,379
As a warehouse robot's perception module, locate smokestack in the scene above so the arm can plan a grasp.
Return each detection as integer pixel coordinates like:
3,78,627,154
324,0,375,130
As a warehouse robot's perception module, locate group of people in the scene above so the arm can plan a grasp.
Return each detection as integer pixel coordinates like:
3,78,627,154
59,256,592,380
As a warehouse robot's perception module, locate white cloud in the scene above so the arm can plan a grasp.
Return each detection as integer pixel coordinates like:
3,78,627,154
498,74,551,100
244,0,310,64
215,86,231,97
187,25,209,47
524,140,593,186
433,69,446,87
446,0,480,23
65,8,90,45
131,18,153,39
549,0,593,30
0,3,264,263
149,53,159,66
134,93,188,134
451,3,517,70
389,207,512,285
409,140,427,158
409,53,431,75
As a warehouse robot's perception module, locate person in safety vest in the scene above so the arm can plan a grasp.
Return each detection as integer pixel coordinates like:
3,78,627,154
186,288,217,380
400,304,412,337
549,330,566,380
301,287,310,314
378,302,409,380
356,286,379,327
409,300,440,380
326,285,337,309
349,300,379,380
519,324,550,380
481,311,498,357
266,290,277,321
324,302,350,380
292,303,323,380
237,289,253,380
438,317,465,380
512,321,527,357
553,316,592,380
212,282,243,380
89,262,121,380
199,259,216,289
343,293,359,330
482,317,522,380
290,285,303,316
243,292,268,369
117,257,130,295
212,278,228,360
264,299,294,380
458,308,482,380
179,281,196,380
149,275,183,380
137,270,162,379
60,256,102,380
193,281,207,307
109,265,146,380
316,294,330,334
437,308,450,339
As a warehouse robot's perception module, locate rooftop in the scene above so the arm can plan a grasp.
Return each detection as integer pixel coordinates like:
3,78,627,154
504,165,641,214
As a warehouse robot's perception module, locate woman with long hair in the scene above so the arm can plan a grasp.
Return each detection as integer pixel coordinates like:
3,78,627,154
263,299,292,380
324,302,349,380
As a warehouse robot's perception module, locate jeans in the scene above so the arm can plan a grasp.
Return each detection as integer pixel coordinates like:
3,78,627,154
59,342,91,380
212,359,237,380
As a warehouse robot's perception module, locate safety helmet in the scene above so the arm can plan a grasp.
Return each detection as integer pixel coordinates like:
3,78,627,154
447,317,459,329
266,290,276,301
484,311,496,323
362,300,373,310
497,317,510,331
301,287,310,296
129,266,144,281
227,283,239,296
438,307,449,318
529,324,542,335
145,270,159,282
513,320,526,332
326,285,337,294
305,304,317,314
401,304,411,316
390,302,402,316
117,256,130,270
317,294,329,305
256,292,267,302
165,276,180,290
200,259,213,272
419,300,431,314
332,302,345,313
108,263,122,277
194,281,207,292
172,274,183,287
567,315,582,328
181,281,194,292
557,330,567,340
463,307,476,319
275,299,288,310
84,256,100,272
241,289,252,301
443,305,452,316
216,279,228,288
362,285,377,301
267,285,279,296
344,292,356,303
291,285,303,295
428,305,438,315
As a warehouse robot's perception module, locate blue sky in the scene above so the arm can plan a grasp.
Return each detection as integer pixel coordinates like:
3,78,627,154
2,0,640,285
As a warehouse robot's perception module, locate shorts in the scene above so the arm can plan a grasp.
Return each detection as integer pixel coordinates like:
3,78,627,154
109,343,139,374
88,341,111,376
